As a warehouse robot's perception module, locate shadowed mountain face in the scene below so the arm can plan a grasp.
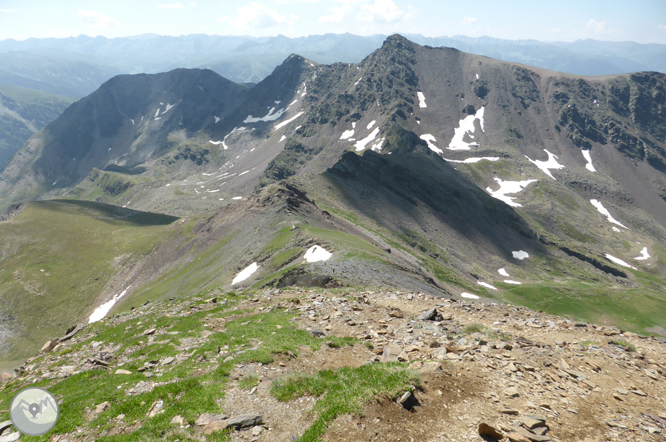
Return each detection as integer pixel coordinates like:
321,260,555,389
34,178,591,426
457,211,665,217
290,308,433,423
1,35,666,362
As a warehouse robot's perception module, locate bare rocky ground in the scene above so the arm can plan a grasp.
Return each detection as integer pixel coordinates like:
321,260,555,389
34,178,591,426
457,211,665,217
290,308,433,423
1,289,665,442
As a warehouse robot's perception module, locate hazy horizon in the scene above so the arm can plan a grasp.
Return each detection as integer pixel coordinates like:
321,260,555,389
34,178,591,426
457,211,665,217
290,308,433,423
0,0,664,44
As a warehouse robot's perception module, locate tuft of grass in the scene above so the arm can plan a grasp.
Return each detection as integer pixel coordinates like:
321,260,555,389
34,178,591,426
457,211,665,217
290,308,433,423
238,374,259,390
271,363,421,442
609,340,636,352
462,323,488,335
580,340,600,348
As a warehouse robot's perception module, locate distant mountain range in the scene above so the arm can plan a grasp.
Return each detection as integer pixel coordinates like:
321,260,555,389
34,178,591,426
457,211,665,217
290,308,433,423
0,33,664,98
1,35,665,362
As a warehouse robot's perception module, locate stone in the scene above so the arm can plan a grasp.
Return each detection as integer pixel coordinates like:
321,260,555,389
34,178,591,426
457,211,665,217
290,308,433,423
40,339,58,353
143,328,157,336
389,309,404,318
659,412,666,420
505,387,520,397
519,415,546,429
161,357,176,366
419,362,442,374
195,413,227,427
204,414,264,434
381,344,401,363
506,432,531,442
252,425,263,436
478,422,503,439
397,391,413,405
500,409,520,415
631,389,648,397
147,399,164,417
59,323,85,342
0,421,12,434
644,369,659,380
95,401,110,414
308,329,325,338
0,372,14,382
417,308,443,321
171,415,186,426
115,369,132,375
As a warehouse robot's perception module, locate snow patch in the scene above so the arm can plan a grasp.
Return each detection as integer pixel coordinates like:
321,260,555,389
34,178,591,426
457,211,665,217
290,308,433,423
477,281,498,291
503,280,522,285
355,127,380,151
417,92,427,108
461,293,480,299
525,149,565,180
154,108,160,118
214,116,220,123
89,287,131,323
448,107,485,150
612,227,621,233
280,135,286,142
370,138,385,152
303,245,332,263
367,120,376,130
498,268,510,277
605,254,637,270
443,156,499,164
274,112,303,130
635,247,650,260
232,196,242,200
512,250,529,260
582,149,596,172
590,199,628,229
475,73,479,80
130,119,134,125
209,140,224,146
354,77,363,86
486,177,537,207
232,263,259,285
206,189,219,193
162,103,175,114
239,170,250,176
419,134,442,154
244,107,286,123
340,129,355,140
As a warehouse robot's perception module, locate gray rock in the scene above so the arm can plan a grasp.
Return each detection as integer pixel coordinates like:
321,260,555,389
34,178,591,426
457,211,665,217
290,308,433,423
0,421,12,434
478,421,503,439
147,399,164,417
40,339,58,353
204,414,264,434
381,344,401,363
418,308,443,321
0,432,20,442
308,329,325,338
59,323,85,342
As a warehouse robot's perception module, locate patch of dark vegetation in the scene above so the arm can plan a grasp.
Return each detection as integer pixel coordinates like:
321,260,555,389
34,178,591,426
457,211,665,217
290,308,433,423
260,138,325,186
103,164,147,175
0,203,25,221
510,66,540,109
159,144,210,166
273,267,342,289
558,103,606,148
537,235,627,278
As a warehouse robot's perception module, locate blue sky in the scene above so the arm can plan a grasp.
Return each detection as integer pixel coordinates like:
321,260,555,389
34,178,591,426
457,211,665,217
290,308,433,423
0,0,664,43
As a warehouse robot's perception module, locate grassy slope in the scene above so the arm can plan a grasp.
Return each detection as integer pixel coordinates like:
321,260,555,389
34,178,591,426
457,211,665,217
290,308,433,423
0,200,177,362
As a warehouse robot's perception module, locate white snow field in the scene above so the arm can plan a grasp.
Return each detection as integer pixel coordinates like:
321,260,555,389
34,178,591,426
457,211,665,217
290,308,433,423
512,250,529,260
582,149,596,172
367,120,376,130
232,263,259,285
448,107,485,150
417,92,427,108
303,245,332,263
498,268,510,277
461,293,480,299
419,134,442,154
635,247,650,260
355,127,380,151
280,135,286,142
486,177,537,207
244,106,286,123
443,156,499,164
340,129,355,140
525,149,565,180
89,286,131,323
590,199,628,229
275,112,304,130
477,281,498,291
605,254,637,270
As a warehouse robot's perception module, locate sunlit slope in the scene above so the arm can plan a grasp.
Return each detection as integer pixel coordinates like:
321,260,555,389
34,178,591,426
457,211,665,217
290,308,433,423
0,200,177,362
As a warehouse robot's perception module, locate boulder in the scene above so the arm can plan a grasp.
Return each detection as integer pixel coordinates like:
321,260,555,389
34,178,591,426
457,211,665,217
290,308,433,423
40,339,58,353
418,308,443,321
204,414,264,434
478,422,503,439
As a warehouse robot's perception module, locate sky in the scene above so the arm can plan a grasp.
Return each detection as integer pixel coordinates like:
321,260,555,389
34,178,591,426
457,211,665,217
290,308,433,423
0,0,665,44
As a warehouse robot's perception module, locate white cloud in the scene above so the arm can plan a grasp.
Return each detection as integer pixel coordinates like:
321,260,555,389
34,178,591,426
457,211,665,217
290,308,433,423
659,25,666,30
461,17,477,25
584,19,619,35
78,10,122,29
319,4,351,23
159,2,182,8
358,0,404,24
220,3,298,29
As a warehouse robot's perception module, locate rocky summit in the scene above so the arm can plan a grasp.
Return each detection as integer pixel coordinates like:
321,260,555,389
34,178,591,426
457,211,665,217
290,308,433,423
0,287,664,441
